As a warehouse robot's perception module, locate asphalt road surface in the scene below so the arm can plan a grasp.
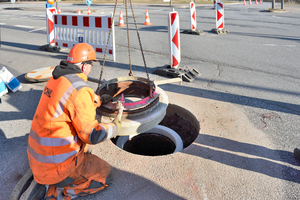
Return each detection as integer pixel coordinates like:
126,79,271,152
0,1,300,200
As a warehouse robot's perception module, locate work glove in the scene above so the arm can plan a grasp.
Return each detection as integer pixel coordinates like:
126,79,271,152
101,94,113,104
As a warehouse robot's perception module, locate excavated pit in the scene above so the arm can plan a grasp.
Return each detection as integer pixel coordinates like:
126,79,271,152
112,104,200,156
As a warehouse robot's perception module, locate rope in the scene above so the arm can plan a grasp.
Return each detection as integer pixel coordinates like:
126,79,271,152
98,0,118,87
98,0,151,86
125,0,133,76
129,0,150,82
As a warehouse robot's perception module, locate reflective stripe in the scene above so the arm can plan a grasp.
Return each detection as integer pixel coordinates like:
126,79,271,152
30,129,78,147
53,84,74,119
28,145,78,164
65,74,88,90
53,74,88,119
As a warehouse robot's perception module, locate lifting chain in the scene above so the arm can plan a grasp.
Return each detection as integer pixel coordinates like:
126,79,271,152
98,0,151,89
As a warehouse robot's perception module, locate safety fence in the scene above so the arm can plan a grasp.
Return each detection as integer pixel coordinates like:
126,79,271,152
53,13,115,61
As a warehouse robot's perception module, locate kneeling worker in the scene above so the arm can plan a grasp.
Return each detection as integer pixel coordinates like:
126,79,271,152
24,43,121,199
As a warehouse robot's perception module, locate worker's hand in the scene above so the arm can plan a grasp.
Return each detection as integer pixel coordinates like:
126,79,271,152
113,118,121,132
101,94,113,104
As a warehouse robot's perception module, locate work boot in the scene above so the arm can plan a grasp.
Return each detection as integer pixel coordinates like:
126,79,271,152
294,148,300,161
20,179,46,200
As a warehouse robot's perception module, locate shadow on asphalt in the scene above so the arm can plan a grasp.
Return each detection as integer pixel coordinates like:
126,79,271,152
76,167,186,200
0,129,185,200
183,134,300,184
0,89,42,121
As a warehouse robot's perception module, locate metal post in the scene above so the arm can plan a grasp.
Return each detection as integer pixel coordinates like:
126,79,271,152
272,0,275,9
281,0,284,9
170,0,172,6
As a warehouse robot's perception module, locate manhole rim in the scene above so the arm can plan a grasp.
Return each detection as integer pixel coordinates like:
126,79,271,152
116,125,184,154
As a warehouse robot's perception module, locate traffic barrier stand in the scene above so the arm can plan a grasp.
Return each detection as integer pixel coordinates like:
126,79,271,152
182,1,204,36
213,0,216,9
260,0,263,4
0,66,22,92
87,7,91,15
153,10,200,82
243,0,246,5
255,0,258,4
153,65,201,82
249,0,252,5
211,2,229,34
118,10,126,27
143,9,152,25
58,7,61,14
0,77,8,97
53,14,116,61
39,8,61,53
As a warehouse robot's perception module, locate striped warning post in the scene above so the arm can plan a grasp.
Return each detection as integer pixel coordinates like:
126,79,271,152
249,0,252,5
168,11,180,69
190,1,196,30
216,2,224,30
46,8,57,46
211,2,228,34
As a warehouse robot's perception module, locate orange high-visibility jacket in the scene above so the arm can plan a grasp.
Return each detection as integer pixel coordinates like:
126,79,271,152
27,61,117,185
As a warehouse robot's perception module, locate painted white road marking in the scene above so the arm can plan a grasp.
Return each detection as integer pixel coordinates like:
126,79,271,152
29,27,46,33
14,25,34,29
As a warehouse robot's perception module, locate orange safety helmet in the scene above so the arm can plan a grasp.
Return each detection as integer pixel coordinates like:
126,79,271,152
67,43,97,64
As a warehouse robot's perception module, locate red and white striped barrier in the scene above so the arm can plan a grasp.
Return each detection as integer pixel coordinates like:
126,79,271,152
46,8,57,46
53,14,115,61
249,0,252,5
168,11,180,69
260,0,263,4
211,2,228,34
189,1,196,30
216,2,224,29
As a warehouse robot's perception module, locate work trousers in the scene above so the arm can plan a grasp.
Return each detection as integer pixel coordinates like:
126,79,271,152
45,153,113,200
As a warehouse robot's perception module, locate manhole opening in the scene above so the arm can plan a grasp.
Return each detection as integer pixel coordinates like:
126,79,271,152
111,104,200,156
123,133,176,156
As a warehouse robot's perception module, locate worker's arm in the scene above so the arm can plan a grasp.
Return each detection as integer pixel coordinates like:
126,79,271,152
70,87,120,144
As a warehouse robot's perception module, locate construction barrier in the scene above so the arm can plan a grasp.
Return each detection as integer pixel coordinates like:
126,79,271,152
190,1,196,30
168,11,180,69
53,14,116,61
183,2,204,35
46,8,57,46
211,2,229,34
249,0,252,5
216,2,224,29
